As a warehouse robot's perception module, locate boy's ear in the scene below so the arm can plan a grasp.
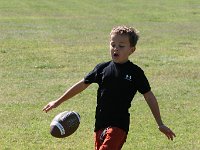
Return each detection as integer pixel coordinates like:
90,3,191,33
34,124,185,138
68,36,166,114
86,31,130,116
130,47,136,54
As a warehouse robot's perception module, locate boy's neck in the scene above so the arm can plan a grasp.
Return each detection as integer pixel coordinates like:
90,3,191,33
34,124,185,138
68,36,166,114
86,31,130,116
113,60,130,65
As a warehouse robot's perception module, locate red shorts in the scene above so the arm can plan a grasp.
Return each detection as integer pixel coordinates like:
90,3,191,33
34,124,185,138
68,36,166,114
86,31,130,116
94,127,127,150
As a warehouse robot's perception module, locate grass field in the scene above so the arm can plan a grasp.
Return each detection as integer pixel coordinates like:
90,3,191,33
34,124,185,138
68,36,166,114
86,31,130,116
0,0,200,149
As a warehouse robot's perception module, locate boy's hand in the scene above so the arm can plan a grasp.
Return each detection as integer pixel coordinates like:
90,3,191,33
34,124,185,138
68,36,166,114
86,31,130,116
158,125,176,141
42,100,59,113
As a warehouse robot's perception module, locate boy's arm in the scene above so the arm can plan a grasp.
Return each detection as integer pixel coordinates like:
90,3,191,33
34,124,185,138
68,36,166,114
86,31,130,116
43,79,90,113
143,91,176,140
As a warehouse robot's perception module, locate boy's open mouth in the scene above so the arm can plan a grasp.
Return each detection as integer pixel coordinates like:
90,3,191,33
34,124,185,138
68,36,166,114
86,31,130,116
113,53,119,57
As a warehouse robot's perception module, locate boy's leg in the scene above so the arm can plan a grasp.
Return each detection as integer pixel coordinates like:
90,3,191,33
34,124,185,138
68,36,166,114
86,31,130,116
94,127,127,150
95,129,104,150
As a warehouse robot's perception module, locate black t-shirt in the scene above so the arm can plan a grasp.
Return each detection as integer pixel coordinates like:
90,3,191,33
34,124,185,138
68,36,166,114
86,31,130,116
84,60,151,133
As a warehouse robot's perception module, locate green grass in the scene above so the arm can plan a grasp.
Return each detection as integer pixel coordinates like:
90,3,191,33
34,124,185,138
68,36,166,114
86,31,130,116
0,0,200,149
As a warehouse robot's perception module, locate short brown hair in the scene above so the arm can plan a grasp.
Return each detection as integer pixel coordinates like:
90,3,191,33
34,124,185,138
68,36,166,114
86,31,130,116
110,25,139,47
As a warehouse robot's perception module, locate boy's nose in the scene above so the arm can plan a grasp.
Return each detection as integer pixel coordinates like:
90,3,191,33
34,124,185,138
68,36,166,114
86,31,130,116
114,46,119,51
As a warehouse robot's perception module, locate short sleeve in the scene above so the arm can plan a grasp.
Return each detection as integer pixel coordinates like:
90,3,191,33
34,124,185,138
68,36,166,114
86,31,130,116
136,69,151,94
84,62,110,84
84,64,101,84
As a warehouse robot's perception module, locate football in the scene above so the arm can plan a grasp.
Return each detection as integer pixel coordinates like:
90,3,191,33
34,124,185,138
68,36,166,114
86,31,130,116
50,111,80,138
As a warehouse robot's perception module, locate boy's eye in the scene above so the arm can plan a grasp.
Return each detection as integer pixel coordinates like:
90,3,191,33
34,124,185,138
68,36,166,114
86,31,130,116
111,44,115,48
110,44,125,48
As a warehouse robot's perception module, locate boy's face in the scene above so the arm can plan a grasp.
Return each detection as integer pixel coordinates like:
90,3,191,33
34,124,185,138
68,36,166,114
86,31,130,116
110,34,135,64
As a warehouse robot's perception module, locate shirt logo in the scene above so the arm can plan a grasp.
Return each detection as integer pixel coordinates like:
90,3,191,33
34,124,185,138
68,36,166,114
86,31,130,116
124,74,132,81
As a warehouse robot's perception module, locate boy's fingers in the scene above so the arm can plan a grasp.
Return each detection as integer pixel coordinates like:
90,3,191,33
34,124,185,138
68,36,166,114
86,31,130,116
42,105,48,111
167,132,173,140
42,104,51,112
166,130,176,140
171,131,176,140
159,125,176,141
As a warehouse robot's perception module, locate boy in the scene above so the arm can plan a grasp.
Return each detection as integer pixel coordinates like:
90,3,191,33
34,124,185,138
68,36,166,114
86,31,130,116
43,26,176,150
